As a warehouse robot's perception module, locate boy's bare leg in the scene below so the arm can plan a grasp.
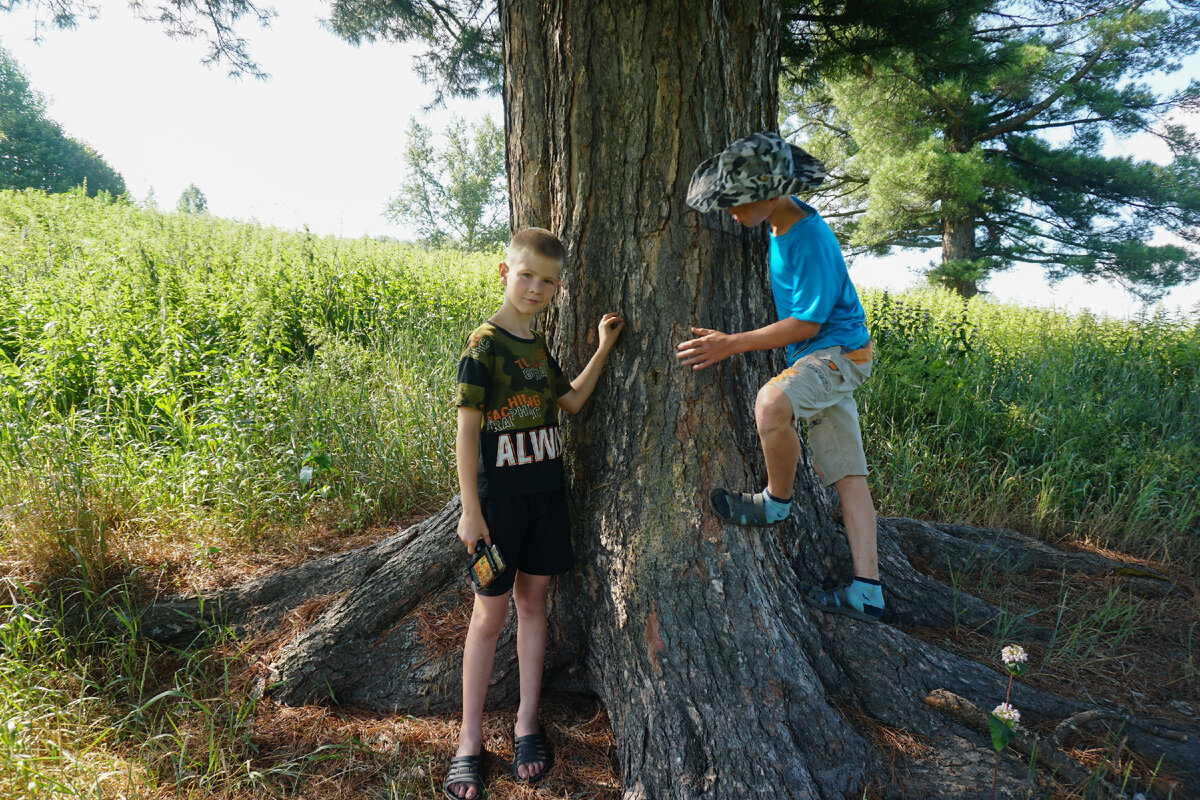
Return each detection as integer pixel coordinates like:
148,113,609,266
755,385,801,499
451,591,511,800
512,571,551,780
833,474,879,580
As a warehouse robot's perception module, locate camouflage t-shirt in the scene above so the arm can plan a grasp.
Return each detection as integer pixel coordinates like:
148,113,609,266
455,322,571,498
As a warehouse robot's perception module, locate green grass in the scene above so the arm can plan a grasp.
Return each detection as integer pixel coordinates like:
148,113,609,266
860,287,1199,565
0,188,504,796
0,187,1197,797
0,589,135,799
5,189,1195,577
0,578,384,799
0,187,500,589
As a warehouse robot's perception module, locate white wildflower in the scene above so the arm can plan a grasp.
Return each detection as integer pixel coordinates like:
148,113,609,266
992,703,1020,725
1000,644,1028,665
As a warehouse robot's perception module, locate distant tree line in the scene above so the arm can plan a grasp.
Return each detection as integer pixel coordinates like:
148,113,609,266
0,44,126,197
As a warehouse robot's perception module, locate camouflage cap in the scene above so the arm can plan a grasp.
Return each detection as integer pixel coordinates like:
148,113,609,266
686,131,826,213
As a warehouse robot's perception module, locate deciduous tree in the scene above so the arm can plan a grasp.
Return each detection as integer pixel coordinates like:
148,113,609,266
385,115,506,251
176,183,208,214
0,44,125,196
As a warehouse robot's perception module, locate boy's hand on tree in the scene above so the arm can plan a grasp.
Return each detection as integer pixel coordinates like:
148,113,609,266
677,326,736,369
597,313,626,349
457,511,490,552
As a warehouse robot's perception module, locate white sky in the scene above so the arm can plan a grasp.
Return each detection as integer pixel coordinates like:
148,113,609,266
2,1,1198,320
1,0,497,238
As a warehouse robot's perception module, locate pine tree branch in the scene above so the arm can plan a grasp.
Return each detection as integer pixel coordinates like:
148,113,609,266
979,1,1149,139
974,4,1115,36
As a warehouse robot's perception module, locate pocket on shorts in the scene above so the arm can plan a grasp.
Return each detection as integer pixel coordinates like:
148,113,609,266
817,348,861,390
828,349,872,389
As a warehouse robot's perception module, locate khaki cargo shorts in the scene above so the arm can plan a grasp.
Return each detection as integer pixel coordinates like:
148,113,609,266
767,342,873,487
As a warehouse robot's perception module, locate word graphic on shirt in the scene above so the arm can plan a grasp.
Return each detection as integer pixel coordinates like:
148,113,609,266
485,391,544,431
514,356,549,382
456,322,570,497
494,425,564,467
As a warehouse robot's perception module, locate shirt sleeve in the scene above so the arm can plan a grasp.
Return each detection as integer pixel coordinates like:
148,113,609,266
455,332,493,410
547,351,570,398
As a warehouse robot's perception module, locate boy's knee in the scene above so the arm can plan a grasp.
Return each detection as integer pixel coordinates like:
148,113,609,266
755,385,795,432
512,579,549,616
514,593,547,619
471,595,510,637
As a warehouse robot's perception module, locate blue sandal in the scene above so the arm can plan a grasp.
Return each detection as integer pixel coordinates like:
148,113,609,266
709,488,781,527
799,581,883,623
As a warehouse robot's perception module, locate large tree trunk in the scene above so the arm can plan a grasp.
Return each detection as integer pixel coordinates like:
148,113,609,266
940,215,982,298
942,215,975,264
503,1,875,796
939,119,982,299
140,2,1200,797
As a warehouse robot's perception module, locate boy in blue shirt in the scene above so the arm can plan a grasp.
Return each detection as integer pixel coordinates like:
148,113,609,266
677,131,884,623
447,227,624,799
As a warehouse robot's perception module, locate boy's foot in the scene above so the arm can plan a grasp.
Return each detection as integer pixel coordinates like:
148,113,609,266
443,749,487,800
512,728,553,784
799,577,884,623
709,488,791,526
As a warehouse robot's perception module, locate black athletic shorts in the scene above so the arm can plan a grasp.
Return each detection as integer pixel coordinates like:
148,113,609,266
476,489,573,596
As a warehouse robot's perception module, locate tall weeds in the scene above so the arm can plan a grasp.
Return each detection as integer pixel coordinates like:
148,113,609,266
860,288,1199,565
3,189,1196,576
0,188,498,589
0,187,1196,798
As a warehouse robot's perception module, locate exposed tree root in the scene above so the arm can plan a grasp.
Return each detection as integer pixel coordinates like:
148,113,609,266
139,501,1199,798
889,518,1175,594
1049,709,1190,750
926,688,1145,800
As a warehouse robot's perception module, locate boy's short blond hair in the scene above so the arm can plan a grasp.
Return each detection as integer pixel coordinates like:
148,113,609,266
506,227,566,266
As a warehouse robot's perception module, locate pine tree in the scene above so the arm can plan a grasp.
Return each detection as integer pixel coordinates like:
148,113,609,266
787,0,1200,298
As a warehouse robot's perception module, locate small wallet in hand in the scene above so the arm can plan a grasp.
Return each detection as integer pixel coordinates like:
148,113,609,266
467,542,506,591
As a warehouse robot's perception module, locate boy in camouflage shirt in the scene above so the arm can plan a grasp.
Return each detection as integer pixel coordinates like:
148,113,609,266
445,227,624,799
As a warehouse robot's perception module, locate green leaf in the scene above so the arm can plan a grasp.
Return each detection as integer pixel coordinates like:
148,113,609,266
989,713,1015,753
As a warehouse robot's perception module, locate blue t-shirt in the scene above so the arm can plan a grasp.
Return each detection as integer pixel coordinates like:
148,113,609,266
769,198,869,364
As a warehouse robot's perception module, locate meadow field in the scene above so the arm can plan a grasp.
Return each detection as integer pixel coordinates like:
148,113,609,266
0,188,1196,798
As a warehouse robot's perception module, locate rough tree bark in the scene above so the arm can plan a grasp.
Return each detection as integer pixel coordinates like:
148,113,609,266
940,215,981,299
939,120,981,298
142,2,1199,797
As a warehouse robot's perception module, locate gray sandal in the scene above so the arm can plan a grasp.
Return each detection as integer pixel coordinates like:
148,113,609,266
443,749,487,799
